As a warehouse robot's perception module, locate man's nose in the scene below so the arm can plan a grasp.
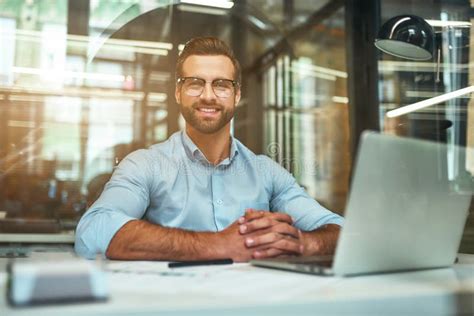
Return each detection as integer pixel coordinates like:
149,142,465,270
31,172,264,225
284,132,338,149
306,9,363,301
200,82,216,101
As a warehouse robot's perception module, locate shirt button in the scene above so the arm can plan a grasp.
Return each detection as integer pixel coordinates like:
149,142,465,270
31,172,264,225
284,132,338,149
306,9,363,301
216,199,223,205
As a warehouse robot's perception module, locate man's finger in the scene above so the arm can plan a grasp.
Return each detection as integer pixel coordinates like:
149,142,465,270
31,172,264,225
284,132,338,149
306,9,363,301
272,223,300,239
240,215,297,234
252,246,302,259
252,248,285,259
245,231,283,247
270,238,304,255
244,209,267,221
247,233,303,255
268,212,293,224
240,216,274,233
239,210,293,226
238,209,265,224
244,222,299,240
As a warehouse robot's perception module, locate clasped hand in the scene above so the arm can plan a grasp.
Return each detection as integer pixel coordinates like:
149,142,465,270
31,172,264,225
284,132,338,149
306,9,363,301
219,209,305,262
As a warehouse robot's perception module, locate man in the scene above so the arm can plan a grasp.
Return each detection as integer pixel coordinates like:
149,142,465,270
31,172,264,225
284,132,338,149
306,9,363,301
75,37,343,261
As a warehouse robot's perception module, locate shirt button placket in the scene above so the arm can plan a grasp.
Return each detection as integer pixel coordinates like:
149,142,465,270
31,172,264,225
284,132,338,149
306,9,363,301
211,172,226,230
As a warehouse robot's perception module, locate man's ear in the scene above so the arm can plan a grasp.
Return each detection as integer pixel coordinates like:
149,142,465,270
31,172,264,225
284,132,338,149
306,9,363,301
175,86,181,104
234,87,241,106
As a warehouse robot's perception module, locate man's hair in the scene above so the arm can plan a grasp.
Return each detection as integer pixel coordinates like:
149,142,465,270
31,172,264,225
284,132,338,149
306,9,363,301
175,37,241,85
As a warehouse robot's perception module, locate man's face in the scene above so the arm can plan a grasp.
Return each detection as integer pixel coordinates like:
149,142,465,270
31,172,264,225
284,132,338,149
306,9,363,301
175,55,241,134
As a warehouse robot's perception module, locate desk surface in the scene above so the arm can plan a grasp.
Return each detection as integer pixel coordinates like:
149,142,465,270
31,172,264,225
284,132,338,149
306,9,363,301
1,252,474,316
0,232,75,244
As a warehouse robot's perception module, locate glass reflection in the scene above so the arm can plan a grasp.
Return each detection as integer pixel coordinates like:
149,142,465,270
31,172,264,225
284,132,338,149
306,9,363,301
0,1,351,234
1,0,470,239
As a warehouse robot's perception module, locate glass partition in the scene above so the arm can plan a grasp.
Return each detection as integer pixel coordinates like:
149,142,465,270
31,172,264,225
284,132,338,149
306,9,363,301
378,0,473,252
0,0,349,235
262,6,349,213
0,0,471,251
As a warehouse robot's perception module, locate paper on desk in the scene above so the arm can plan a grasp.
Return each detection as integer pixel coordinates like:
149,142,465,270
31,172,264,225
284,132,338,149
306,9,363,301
105,261,339,308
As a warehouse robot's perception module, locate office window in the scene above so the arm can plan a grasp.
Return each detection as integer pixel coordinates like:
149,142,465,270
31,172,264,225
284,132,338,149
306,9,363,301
261,6,349,213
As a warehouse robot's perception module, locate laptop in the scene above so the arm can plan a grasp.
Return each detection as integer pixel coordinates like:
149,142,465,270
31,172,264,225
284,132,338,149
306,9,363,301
251,131,472,276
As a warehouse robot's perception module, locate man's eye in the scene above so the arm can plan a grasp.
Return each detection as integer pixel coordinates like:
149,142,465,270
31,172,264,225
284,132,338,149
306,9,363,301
214,80,232,89
187,79,204,87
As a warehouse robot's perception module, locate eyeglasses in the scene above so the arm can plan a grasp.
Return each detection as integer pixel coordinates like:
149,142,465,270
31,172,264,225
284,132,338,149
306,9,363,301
177,77,238,98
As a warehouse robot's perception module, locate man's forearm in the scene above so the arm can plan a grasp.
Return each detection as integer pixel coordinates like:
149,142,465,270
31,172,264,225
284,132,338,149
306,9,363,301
301,224,341,256
105,220,225,260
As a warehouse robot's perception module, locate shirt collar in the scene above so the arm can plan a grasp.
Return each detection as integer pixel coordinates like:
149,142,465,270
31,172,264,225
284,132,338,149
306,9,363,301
181,130,239,165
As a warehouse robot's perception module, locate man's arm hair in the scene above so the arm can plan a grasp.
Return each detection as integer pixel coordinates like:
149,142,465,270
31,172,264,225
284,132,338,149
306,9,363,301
301,224,341,256
105,220,224,261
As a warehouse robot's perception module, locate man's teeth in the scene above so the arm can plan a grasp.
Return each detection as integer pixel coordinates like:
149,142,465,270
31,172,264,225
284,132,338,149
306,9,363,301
199,108,217,113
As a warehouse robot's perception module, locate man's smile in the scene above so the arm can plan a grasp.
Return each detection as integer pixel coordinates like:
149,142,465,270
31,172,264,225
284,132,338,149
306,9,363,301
194,106,221,117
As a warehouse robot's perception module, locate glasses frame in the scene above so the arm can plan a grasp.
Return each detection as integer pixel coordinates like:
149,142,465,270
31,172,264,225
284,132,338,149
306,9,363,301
176,77,239,98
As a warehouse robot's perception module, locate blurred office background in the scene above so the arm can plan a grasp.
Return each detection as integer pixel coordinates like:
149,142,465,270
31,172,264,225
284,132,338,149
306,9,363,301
0,0,472,251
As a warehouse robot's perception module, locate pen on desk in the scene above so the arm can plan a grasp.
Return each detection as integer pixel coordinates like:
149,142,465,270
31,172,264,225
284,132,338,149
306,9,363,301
168,258,233,268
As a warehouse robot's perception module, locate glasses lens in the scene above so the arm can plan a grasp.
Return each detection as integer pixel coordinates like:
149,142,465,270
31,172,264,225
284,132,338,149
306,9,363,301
182,78,204,96
180,78,235,98
212,79,234,98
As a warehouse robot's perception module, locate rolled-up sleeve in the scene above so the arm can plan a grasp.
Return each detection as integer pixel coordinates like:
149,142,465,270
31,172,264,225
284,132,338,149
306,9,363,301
75,150,153,259
263,157,344,231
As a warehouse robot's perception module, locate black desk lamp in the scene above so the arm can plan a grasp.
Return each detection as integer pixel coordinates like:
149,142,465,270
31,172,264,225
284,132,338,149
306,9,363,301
374,14,435,61
373,14,472,119
374,14,471,84
374,14,447,140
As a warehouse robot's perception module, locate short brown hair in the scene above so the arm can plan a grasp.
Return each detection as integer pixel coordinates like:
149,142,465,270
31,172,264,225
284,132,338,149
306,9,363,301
175,37,241,85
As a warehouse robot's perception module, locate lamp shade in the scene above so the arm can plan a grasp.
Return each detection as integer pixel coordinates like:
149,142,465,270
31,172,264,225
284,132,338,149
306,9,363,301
375,15,435,60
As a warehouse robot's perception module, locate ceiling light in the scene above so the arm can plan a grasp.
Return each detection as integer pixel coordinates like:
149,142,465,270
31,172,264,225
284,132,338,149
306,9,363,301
180,0,234,9
425,19,471,28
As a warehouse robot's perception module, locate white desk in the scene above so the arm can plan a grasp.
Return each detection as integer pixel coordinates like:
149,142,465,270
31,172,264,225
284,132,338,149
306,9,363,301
1,254,473,316
0,232,75,244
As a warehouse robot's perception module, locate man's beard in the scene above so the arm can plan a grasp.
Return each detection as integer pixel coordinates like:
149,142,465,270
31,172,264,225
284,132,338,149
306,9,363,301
180,101,234,134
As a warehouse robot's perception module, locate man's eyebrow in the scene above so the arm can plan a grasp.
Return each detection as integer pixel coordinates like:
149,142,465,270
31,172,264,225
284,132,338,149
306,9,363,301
185,76,234,81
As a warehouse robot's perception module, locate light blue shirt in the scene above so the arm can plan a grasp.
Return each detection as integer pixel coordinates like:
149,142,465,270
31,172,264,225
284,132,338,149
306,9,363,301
75,131,344,259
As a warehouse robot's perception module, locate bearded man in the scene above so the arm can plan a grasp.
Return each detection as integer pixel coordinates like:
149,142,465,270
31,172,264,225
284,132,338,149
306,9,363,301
75,37,343,261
